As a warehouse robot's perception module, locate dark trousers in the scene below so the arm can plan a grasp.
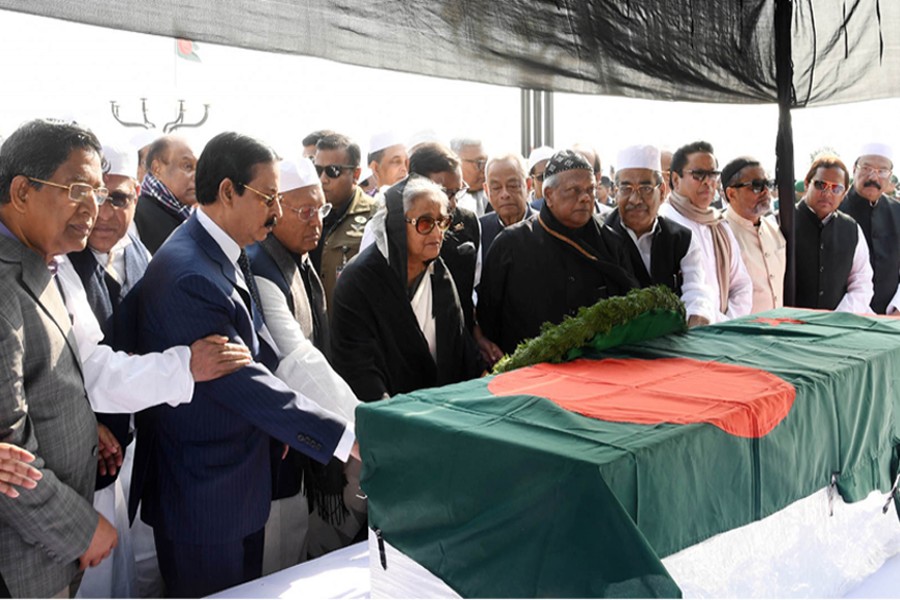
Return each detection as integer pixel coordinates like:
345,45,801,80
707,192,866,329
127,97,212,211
154,527,265,598
0,571,9,599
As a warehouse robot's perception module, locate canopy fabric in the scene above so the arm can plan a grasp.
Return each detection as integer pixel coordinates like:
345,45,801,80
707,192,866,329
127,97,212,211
2,0,898,107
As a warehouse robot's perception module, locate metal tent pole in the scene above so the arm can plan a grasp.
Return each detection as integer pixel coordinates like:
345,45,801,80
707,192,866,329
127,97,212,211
775,0,796,306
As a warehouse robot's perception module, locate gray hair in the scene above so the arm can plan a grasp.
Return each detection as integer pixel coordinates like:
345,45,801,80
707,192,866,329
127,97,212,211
402,176,449,214
485,153,527,181
450,137,483,154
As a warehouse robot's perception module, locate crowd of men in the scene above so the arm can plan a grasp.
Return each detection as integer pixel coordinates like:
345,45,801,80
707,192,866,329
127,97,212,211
1,117,899,599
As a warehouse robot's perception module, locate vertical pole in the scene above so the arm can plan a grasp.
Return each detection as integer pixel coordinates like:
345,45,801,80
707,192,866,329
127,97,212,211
533,90,543,148
775,0,796,305
544,91,554,148
520,89,532,157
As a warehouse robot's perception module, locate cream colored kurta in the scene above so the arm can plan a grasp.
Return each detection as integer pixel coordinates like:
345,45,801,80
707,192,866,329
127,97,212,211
724,210,787,313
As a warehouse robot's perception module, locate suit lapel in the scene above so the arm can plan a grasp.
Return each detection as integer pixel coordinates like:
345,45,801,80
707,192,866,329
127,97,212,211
6,240,85,377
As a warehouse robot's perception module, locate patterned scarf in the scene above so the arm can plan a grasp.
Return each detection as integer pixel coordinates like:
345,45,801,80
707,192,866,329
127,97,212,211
140,173,191,221
668,190,732,314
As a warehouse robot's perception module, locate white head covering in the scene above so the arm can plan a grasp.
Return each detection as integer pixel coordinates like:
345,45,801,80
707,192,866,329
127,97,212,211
369,131,405,155
527,146,555,173
616,144,662,171
407,129,443,150
102,142,138,179
280,158,320,193
858,142,894,166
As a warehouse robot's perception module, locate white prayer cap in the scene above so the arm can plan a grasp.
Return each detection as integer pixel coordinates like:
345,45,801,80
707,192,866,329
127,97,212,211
280,157,320,193
102,142,138,179
616,144,661,171
358,167,374,184
369,131,405,155
527,146,555,173
858,142,894,165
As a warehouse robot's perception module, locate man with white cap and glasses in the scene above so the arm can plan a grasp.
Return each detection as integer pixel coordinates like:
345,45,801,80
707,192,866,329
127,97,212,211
605,144,714,327
248,157,363,571
366,131,408,191
839,142,900,314
659,141,752,322
527,145,554,211
721,156,786,314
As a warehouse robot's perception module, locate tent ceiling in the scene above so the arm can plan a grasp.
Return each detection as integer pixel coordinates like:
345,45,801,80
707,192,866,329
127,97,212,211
2,0,898,107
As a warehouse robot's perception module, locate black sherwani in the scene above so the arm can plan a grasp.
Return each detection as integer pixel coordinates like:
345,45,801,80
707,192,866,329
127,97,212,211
478,205,638,355
840,189,900,313
605,211,692,296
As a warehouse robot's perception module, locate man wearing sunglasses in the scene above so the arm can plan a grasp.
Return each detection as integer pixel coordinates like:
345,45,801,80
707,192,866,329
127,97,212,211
248,157,363,571
311,133,378,312
839,143,900,314
795,155,873,313
721,156,786,314
605,145,714,328
660,141,752,323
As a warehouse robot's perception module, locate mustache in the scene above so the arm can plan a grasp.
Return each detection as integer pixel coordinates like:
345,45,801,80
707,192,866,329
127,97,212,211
864,180,882,189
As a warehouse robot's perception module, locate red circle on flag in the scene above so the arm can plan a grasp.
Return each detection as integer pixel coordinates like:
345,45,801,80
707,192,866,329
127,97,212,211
488,358,796,438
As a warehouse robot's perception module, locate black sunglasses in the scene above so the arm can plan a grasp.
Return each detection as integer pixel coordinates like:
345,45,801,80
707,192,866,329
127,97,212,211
315,164,356,179
106,191,136,208
730,179,775,194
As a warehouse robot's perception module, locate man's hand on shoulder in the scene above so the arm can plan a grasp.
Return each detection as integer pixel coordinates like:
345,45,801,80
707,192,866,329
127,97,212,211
79,514,118,570
189,335,252,382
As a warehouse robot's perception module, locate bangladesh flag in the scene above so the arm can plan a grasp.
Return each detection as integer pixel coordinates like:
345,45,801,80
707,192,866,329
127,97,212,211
356,309,900,598
176,38,201,62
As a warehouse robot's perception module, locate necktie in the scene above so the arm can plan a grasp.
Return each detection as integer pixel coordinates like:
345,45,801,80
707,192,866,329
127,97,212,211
237,249,266,326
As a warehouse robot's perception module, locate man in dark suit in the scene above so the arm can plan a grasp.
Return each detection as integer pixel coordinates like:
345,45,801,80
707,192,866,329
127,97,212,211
0,119,118,597
133,135,197,253
131,132,357,597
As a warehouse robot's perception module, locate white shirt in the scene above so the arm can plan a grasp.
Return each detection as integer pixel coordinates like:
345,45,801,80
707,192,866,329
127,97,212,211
255,275,360,424
196,207,355,460
660,202,753,323
621,218,716,323
54,256,195,413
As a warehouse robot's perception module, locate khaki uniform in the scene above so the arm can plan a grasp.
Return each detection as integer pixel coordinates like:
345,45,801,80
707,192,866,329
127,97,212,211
321,186,378,312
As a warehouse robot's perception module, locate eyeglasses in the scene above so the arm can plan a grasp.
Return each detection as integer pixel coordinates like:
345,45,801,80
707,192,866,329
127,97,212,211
856,164,892,178
106,191,137,209
616,184,660,200
26,177,109,205
242,183,284,208
488,181,524,195
463,158,487,170
683,169,721,182
532,172,545,182
730,179,775,194
315,164,356,179
811,180,846,195
406,214,452,235
286,203,332,221
440,182,470,205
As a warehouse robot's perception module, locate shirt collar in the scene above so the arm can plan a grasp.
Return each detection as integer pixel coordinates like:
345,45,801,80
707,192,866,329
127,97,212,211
196,207,241,266
622,216,659,242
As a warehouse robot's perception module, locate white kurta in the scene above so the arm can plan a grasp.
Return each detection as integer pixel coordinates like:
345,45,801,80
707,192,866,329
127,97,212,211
659,202,753,323
834,222,875,314
620,218,716,323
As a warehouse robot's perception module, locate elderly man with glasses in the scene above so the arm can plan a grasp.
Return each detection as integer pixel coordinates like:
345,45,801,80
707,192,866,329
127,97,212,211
247,157,364,571
311,133,378,312
605,145,714,328
721,156,787,314
839,143,900,314
659,140,752,322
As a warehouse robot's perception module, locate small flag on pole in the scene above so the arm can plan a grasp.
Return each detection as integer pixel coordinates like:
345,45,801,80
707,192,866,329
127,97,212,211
176,38,201,62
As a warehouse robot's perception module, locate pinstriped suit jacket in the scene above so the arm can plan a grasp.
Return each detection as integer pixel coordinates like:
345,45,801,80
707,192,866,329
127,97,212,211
0,234,98,598
129,213,346,545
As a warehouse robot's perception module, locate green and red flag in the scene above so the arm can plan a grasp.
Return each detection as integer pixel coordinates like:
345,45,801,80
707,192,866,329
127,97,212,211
176,38,201,62
357,309,900,598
